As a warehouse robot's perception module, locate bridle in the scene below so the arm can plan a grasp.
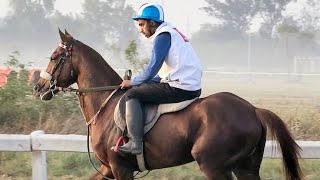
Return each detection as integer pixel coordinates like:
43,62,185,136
39,40,76,100
38,39,123,97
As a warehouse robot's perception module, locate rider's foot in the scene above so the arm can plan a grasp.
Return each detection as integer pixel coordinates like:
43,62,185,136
117,140,143,155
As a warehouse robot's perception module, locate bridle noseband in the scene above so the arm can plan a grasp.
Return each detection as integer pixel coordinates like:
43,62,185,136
39,40,76,100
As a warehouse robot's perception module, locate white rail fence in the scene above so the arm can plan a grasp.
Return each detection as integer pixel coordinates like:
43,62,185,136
1,130,320,180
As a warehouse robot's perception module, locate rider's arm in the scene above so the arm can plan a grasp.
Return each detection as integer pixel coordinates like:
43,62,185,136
131,32,171,86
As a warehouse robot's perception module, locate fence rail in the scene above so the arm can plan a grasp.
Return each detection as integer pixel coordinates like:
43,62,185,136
1,130,320,180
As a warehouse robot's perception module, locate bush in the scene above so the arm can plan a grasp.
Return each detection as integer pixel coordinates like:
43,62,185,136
0,53,82,134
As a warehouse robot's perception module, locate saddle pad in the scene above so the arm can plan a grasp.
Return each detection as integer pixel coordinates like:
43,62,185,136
114,95,198,134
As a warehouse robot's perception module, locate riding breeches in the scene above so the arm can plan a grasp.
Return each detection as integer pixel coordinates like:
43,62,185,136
124,83,201,104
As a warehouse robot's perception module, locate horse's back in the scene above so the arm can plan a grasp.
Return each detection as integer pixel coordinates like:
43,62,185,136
149,91,259,140
203,92,255,108
195,92,257,123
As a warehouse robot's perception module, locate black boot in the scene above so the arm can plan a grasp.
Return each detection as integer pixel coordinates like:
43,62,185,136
117,98,143,154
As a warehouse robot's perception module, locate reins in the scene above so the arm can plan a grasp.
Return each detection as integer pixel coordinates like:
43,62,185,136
85,88,119,126
86,126,150,180
70,85,119,180
87,126,115,180
57,85,120,94
68,85,149,179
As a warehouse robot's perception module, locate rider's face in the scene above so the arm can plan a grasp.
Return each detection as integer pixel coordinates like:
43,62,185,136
137,19,155,38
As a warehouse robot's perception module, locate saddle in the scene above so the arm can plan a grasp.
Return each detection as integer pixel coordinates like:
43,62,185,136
114,95,198,134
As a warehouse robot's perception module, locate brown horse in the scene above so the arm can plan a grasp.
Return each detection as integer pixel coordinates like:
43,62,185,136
33,30,303,180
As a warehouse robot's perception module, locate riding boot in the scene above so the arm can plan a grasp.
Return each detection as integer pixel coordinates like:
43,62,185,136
117,98,143,155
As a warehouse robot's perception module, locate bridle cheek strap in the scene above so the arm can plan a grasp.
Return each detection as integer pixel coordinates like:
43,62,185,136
40,71,52,81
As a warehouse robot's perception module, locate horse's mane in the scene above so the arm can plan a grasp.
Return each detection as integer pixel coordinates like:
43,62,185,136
76,40,122,81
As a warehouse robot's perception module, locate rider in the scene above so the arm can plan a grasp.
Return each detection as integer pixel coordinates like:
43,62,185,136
116,3,202,154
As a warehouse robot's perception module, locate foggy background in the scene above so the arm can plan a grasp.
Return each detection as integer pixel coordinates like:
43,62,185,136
0,0,320,74
1,1,320,178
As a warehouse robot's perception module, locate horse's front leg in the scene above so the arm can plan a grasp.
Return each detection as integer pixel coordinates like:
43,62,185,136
88,165,115,180
111,165,134,180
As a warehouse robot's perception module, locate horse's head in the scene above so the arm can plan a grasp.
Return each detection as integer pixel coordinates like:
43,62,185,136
33,29,78,100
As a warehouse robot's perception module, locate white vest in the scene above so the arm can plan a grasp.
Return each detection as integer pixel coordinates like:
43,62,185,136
150,23,202,91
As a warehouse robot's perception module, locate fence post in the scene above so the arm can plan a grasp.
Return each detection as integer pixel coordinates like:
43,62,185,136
30,130,47,180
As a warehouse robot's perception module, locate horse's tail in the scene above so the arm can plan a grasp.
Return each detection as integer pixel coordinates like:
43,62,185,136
255,108,304,180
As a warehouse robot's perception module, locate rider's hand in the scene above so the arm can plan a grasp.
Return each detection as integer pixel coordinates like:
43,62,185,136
119,80,132,89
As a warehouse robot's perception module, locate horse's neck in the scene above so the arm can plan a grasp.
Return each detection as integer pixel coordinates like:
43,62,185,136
76,47,122,89
75,45,122,123
77,64,121,89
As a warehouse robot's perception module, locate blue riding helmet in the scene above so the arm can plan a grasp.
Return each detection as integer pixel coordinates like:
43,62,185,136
133,3,164,23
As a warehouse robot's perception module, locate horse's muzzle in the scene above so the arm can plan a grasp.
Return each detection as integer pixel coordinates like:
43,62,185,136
33,82,56,101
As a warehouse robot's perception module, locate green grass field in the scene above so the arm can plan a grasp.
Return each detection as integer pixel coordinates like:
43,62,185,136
0,152,319,180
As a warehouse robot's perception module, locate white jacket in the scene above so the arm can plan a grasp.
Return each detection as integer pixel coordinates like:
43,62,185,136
150,22,202,91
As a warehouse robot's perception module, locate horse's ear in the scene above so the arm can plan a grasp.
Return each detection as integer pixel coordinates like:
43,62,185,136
58,28,67,42
64,29,72,38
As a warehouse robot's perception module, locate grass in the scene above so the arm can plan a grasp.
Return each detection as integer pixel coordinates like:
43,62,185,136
0,152,319,179
48,152,95,178
260,159,320,180
0,152,32,178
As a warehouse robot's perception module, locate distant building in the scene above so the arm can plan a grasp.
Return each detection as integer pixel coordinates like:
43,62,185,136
0,68,16,86
28,69,41,86
0,68,40,86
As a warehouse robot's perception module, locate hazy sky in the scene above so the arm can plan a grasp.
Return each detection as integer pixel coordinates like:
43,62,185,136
1,0,318,35
0,0,216,37
0,0,217,68
1,0,319,68
54,0,217,37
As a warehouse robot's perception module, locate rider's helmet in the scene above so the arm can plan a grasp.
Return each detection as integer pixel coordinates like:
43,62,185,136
132,3,164,23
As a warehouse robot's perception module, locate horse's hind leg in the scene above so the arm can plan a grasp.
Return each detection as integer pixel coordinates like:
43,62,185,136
192,141,233,180
193,151,233,179
201,168,233,180
195,157,233,180
232,136,266,180
232,152,262,180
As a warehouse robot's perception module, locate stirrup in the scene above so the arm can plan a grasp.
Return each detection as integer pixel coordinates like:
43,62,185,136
111,136,127,153
117,141,143,155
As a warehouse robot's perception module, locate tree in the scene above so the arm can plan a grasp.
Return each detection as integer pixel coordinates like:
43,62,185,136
281,0,320,33
0,0,140,67
0,0,56,44
0,54,81,133
79,0,139,65
125,40,148,72
202,0,290,38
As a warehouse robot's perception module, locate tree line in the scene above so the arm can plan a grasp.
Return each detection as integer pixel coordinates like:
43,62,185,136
0,0,319,71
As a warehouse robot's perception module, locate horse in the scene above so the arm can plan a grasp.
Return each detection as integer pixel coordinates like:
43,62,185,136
33,29,303,180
